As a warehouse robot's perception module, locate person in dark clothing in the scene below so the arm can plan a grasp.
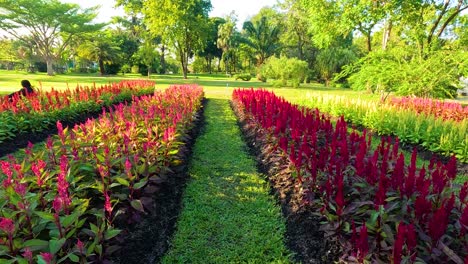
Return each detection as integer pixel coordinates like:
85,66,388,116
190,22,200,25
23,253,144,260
7,80,35,100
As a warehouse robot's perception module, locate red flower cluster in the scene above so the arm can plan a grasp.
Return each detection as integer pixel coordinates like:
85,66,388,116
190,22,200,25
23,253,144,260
232,88,467,263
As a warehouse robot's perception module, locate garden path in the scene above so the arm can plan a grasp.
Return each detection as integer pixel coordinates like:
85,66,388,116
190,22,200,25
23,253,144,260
161,98,291,263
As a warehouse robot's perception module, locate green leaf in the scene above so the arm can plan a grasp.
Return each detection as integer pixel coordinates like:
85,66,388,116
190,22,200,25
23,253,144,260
68,254,79,263
35,211,55,222
49,238,66,255
23,239,49,250
62,211,80,228
115,177,130,187
104,228,121,240
15,258,28,264
130,199,145,212
133,179,148,190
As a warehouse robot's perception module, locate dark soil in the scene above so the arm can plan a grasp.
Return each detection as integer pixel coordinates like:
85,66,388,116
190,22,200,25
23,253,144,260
109,99,205,264
233,103,339,264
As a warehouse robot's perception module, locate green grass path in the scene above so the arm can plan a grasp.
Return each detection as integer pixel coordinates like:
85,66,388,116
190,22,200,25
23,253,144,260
162,98,291,263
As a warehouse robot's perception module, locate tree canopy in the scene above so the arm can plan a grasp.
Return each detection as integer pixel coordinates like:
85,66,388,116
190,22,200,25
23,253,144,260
0,0,103,75
142,0,212,79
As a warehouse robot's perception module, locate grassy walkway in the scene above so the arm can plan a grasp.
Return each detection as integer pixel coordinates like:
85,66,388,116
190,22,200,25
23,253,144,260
162,98,291,263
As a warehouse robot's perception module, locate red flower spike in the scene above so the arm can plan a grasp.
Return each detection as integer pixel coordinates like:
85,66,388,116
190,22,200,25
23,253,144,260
394,223,406,264
406,224,417,258
358,224,369,261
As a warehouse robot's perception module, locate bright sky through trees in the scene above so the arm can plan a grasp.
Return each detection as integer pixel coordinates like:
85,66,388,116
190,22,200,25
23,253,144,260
62,0,278,28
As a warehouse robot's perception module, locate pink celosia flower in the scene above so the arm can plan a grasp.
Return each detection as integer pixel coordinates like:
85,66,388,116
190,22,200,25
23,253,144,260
39,252,53,264
22,247,33,262
0,217,15,235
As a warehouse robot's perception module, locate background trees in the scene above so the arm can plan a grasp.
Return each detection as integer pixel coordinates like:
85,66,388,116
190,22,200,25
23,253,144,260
0,0,103,75
142,0,212,79
0,0,466,98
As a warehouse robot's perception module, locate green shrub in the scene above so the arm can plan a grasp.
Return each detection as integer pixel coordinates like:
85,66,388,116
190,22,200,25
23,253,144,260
234,73,252,81
256,73,267,82
344,49,468,99
261,56,308,87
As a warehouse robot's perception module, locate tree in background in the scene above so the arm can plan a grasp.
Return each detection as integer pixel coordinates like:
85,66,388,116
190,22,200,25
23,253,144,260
242,11,282,67
0,0,103,75
198,17,224,74
217,14,236,74
298,0,467,98
76,30,122,76
143,0,212,79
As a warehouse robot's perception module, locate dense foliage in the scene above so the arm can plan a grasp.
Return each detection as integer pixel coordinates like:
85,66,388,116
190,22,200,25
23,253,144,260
261,56,308,87
0,80,156,144
232,88,467,263
0,84,203,263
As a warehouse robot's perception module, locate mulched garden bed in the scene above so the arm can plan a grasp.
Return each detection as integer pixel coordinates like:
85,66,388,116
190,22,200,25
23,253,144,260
233,103,339,264
110,99,206,264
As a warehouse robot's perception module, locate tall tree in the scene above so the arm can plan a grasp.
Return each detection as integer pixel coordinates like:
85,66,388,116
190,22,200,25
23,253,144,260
143,0,212,79
76,30,121,75
198,17,224,74
217,14,236,74
242,15,281,66
0,0,103,75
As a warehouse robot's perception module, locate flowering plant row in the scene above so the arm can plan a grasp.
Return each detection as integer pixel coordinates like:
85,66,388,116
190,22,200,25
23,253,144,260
0,80,156,144
0,85,204,263
389,96,468,122
232,88,467,263
298,94,467,162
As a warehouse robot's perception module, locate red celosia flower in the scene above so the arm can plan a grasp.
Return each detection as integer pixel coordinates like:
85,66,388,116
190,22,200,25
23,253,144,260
53,196,63,213
394,223,406,264
104,192,112,215
77,239,85,255
406,224,417,260
40,252,53,264
358,224,369,261
22,247,33,262
428,199,451,242
14,182,27,197
0,217,15,235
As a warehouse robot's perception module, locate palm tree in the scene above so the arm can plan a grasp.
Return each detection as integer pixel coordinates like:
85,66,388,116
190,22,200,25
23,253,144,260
77,32,121,75
242,16,281,66
217,16,236,74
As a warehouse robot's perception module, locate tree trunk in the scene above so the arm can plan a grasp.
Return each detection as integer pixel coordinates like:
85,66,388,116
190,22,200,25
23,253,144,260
366,33,372,52
160,45,166,74
180,53,188,79
46,58,54,76
382,21,392,50
99,59,105,76
147,65,151,79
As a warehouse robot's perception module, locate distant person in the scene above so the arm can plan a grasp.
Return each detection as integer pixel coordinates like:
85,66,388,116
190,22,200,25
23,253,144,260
7,80,35,101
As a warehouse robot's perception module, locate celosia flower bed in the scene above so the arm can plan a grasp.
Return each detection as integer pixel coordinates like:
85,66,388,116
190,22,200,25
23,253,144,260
0,80,156,144
390,96,468,122
0,85,203,263
299,94,468,162
232,88,467,263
